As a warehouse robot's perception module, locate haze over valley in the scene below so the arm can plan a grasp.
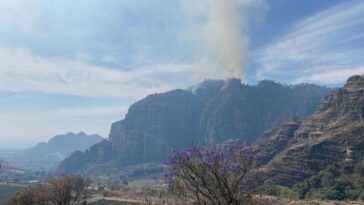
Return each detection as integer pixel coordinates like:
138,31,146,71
1,0,364,204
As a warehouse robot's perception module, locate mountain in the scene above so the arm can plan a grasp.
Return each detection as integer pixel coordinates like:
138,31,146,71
0,132,103,171
256,75,364,187
24,131,103,156
58,79,330,174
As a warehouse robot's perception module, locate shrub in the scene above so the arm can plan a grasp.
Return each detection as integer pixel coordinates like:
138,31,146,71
360,191,364,201
324,179,352,201
355,161,364,177
294,181,311,199
325,188,345,201
6,176,90,205
346,189,362,200
164,144,257,205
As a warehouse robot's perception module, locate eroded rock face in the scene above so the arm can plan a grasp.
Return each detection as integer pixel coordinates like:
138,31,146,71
57,140,114,174
58,79,330,174
256,75,364,186
199,79,328,143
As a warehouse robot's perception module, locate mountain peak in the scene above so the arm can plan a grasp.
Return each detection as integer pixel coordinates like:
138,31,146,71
345,74,364,91
225,77,242,86
76,131,87,136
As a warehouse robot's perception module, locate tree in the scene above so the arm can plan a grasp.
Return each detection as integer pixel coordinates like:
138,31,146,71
164,144,257,205
6,176,89,205
6,184,48,205
46,176,90,205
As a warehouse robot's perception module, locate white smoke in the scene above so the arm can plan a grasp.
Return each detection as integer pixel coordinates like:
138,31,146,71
180,0,266,80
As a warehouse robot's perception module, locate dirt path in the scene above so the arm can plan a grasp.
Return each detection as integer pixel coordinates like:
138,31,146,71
88,196,143,204
0,182,28,187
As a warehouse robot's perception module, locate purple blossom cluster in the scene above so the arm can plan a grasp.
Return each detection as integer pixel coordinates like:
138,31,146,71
164,144,257,204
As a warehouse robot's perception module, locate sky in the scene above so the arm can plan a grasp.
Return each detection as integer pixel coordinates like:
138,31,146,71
0,0,363,148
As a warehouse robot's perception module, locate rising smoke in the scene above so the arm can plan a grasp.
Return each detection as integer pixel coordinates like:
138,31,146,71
180,0,266,80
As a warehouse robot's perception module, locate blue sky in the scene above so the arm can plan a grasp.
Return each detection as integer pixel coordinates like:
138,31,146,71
0,0,363,148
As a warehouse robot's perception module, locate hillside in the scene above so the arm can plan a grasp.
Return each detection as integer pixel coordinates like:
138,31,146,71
58,79,330,174
0,132,103,171
0,159,31,182
0,160,23,173
256,75,364,189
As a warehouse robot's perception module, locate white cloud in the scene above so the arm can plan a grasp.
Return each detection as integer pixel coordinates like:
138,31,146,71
255,0,364,84
0,105,129,148
0,105,129,123
296,66,364,84
0,47,196,100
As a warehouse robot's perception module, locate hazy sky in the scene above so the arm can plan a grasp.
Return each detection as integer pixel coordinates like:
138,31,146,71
1,0,363,148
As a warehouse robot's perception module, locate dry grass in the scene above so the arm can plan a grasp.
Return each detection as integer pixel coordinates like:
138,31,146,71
88,193,364,205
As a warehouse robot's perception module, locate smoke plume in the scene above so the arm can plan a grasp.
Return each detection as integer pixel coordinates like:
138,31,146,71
181,0,265,80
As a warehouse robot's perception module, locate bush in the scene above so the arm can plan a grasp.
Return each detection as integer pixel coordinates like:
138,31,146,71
262,185,281,196
324,179,352,201
308,175,321,188
294,181,311,199
360,192,364,201
325,188,345,201
165,144,257,205
346,189,362,200
6,176,90,205
319,166,337,188
355,161,364,177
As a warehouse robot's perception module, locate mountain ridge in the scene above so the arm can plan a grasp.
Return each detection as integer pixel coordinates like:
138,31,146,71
255,75,364,186
0,132,103,171
58,79,331,174
24,131,103,156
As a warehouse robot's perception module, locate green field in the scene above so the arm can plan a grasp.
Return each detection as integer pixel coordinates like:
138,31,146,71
0,184,23,203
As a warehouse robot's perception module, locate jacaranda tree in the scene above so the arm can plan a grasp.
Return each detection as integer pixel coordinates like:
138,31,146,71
165,144,258,205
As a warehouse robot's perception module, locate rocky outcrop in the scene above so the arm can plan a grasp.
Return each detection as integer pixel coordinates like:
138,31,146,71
256,75,364,186
57,140,115,174
58,79,330,174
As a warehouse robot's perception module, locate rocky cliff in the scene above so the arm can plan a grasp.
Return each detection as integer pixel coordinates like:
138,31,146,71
256,75,364,186
58,79,330,174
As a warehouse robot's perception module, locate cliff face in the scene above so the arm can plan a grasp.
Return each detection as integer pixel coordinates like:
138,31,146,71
108,89,206,166
199,79,328,143
58,79,330,174
256,75,364,186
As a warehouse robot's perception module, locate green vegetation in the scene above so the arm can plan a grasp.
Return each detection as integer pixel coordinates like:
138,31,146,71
0,184,23,203
292,165,364,201
259,164,364,201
